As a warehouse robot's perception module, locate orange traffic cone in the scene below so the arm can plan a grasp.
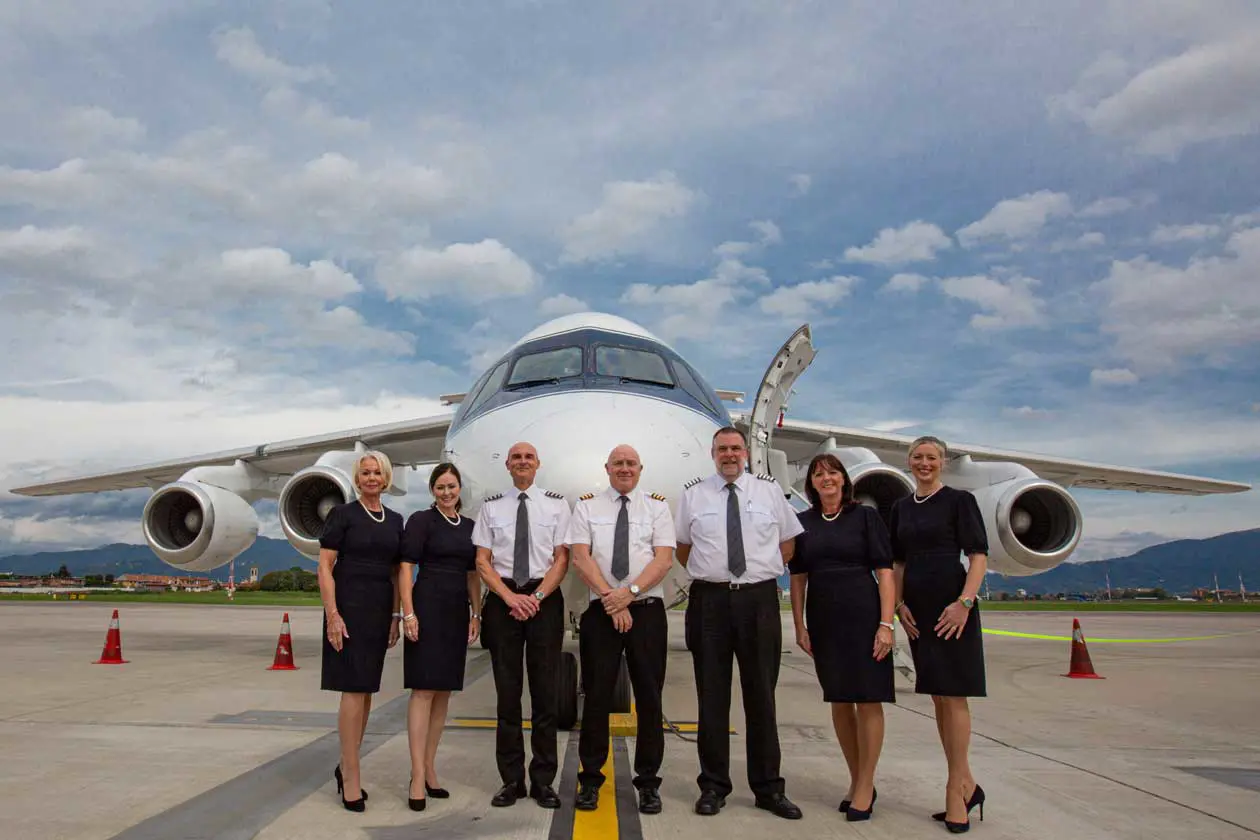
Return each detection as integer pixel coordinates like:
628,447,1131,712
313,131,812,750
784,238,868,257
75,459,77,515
93,609,129,664
1063,618,1104,679
267,612,300,671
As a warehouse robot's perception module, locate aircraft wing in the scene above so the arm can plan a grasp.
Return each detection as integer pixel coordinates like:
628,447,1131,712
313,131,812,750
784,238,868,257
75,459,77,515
734,414,1251,496
9,412,455,497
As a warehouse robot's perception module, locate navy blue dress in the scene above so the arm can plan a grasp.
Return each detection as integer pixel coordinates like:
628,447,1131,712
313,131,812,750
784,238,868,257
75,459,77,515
888,486,988,697
401,508,477,691
319,501,403,693
791,504,896,703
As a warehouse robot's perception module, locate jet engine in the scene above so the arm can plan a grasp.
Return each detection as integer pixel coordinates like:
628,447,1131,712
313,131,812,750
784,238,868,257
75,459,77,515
278,461,356,558
849,462,915,522
970,477,1082,576
141,480,260,572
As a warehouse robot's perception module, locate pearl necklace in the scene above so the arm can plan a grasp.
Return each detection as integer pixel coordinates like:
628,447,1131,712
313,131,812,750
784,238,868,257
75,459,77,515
913,485,943,504
359,499,386,523
437,506,462,526
821,507,842,521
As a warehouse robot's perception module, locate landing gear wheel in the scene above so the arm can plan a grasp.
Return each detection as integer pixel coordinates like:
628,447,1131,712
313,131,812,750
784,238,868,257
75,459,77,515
557,651,579,731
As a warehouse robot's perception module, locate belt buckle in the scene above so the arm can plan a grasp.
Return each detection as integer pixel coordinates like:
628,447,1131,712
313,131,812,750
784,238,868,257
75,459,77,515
728,581,744,590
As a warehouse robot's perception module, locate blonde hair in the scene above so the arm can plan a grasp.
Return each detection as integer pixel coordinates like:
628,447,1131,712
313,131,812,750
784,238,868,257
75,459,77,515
909,435,948,459
352,450,394,493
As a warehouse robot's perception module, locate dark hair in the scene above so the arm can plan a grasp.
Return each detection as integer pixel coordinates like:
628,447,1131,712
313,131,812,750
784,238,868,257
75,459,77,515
428,462,463,512
803,453,856,511
711,426,748,446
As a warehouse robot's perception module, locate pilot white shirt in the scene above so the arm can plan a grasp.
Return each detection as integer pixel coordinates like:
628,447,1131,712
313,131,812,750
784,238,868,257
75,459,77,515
675,471,804,584
471,484,573,582
565,485,676,601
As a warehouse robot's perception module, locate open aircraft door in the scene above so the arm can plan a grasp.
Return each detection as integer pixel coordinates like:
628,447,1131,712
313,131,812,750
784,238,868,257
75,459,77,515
746,324,817,495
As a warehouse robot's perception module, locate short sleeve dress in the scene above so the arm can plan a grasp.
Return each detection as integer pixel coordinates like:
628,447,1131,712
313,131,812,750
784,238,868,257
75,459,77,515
790,504,895,703
888,486,988,697
319,500,404,694
401,508,477,691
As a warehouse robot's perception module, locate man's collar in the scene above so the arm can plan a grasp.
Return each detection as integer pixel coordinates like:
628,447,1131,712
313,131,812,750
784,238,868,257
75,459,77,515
603,484,641,502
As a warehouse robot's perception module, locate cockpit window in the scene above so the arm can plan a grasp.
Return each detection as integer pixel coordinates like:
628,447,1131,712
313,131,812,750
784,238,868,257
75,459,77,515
463,359,509,415
595,346,674,386
673,360,723,415
506,346,583,387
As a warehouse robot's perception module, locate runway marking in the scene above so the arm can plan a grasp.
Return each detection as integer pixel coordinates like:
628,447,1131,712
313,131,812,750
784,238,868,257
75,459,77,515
450,716,703,733
104,652,492,840
547,731,581,840
612,738,644,840
572,736,618,839
982,627,1260,644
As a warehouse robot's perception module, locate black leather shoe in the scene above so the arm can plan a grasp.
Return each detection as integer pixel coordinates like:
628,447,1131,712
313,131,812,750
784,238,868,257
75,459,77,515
755,793,803,820
491,781,526,807
530,784,561,809
638,788,662,814
575,783,600,811
694,790,726,816
425,783,450,798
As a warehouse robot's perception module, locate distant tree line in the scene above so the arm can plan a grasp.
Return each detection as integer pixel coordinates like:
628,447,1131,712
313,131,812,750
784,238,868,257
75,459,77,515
259,566,320,592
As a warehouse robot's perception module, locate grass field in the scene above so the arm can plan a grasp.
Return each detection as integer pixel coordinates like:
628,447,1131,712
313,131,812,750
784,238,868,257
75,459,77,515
0,590,325,607
779,598,1260,613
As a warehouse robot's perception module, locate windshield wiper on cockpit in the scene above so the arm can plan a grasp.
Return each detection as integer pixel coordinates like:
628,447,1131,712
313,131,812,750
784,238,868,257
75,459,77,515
504,377,561,390
619,376,675,389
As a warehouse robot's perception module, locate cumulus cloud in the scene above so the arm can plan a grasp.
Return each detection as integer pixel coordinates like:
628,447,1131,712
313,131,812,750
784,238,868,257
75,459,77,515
1002,406,1055,420
559,172,698,263
538,293,589,317
1091,368,1139,386
212,247,361,299
376,239,540,302
1051,33,1260,157
759,276,859,319
789,173,812,196
939,273,1046,329
1093,226,1260,369
1151,223,1222,244
881,272,930,293
620,256,770,341
57,106,145,147
844,221,951,265
304,306,414,355
212,26,332,87
1078,196,1135,218
956,191,1073,247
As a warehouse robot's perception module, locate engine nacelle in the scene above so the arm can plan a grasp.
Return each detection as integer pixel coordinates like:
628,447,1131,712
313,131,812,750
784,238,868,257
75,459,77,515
141,480,260,571
279,463,356,558
971,478,1082,576
848,462,914,522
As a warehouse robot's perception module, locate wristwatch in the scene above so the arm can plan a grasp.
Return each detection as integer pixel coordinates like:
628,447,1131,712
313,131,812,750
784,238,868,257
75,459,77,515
533,589,546,601
629,584,641,597
959,596,975,609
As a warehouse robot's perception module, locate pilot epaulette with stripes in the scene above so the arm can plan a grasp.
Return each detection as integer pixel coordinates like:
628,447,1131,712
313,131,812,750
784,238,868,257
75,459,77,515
544,490,565,500
684,476,703,489
755,473,776,482
648,492,667,502
578,492,595,501
483,492,503,502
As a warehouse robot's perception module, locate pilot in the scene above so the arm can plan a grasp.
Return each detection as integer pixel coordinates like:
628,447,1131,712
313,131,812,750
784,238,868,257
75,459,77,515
675,426,805,820
565,444,676,815
471,441,571,810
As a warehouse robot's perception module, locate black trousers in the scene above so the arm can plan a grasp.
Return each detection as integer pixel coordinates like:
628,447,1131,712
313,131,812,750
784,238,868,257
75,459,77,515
685,579,784,798
578,598,667,790
482,581,564,789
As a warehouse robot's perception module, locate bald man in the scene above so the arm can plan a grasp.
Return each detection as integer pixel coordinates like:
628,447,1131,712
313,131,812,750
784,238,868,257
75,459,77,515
565,444,676,815
472,442,572,809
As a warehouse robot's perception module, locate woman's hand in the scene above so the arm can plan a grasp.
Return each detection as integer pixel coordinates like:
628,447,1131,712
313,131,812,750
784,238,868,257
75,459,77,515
326,611,349,652
467,616,480,645
897,602,919,640
935,600,970,640
403,613,419,642
873,625,894,661
795,627,812,657
388,616,401,648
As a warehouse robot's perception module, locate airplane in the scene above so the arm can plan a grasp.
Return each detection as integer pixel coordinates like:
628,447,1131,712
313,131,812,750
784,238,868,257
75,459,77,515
10,312,1250,726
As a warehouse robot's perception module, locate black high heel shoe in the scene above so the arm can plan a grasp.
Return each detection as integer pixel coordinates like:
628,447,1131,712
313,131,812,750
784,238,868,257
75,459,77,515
425,782,450,798
933,784,984,825
334,765,369,804
407,777,427,811
845,788,877,822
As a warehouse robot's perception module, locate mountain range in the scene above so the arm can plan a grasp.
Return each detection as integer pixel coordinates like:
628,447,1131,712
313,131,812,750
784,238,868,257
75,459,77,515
3,529,1258,596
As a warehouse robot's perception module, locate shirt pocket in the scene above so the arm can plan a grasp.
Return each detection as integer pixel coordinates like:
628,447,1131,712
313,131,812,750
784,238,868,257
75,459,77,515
746,503,778,537
693,509,724,540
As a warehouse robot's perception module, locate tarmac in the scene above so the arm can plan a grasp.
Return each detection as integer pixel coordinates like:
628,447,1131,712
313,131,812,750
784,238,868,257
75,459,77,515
1,602,1257,840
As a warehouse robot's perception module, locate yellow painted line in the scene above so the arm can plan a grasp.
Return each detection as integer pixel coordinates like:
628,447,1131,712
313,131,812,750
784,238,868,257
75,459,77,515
573,736,617,840
449,716,704,732
981,628,1260,644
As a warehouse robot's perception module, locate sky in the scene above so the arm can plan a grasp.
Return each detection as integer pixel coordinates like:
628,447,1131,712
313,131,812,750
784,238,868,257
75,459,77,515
1,0,1258,564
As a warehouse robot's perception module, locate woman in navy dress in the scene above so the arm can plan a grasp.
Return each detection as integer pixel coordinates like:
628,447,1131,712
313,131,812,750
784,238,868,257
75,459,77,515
398,462,481,810
889,436,989,832
789,453,896,822
317,450,404,812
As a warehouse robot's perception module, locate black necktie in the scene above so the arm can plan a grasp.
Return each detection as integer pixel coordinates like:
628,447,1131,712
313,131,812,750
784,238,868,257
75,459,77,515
513,492,530,586
726,482,746,578
611,495,630,582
